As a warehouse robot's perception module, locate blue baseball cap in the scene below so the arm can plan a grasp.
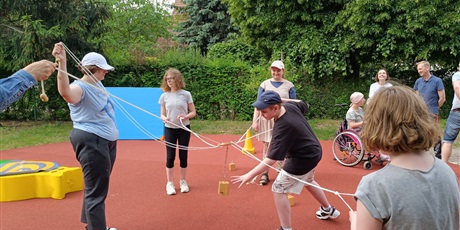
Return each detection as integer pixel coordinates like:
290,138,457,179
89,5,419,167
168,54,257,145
252,90,282,110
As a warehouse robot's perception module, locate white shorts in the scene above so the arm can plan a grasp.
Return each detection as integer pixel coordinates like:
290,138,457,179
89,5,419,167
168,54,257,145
271,168,316,195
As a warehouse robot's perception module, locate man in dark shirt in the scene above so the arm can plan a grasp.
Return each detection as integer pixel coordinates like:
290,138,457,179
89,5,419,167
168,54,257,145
231,90,340,230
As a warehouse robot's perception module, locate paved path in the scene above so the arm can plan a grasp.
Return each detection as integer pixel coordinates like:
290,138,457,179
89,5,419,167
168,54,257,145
1,137,458,230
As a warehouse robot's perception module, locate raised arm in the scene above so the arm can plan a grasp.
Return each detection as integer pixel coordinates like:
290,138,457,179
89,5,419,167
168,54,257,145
52,42,82,104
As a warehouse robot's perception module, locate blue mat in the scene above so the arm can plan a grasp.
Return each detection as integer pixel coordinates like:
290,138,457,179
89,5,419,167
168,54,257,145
106,87,164,140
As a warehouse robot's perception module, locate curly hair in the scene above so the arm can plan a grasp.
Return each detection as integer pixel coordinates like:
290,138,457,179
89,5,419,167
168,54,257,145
160,68,186,92
361,85,438,154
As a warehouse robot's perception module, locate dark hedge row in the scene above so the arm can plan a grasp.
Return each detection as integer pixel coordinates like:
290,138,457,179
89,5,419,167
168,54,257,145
1,51,455,121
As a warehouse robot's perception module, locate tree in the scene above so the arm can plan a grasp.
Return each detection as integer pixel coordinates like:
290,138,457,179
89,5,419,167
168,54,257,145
0,0,111,71
94,0,173,65
175,0,239,55
336,0,460,74
0,0,112,120
223,0,460,80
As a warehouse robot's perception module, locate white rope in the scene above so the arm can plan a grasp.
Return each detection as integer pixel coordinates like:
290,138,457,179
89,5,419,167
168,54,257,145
58,44,356,211
57,44,225,151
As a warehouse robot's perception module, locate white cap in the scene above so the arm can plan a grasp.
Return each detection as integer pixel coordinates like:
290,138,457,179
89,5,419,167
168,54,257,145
81,52,114,71
270,60,284,70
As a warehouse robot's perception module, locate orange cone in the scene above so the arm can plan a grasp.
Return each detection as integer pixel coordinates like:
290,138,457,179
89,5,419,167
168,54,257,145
242,130,255,154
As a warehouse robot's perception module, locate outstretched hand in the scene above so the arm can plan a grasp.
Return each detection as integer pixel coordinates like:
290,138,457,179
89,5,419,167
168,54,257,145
231,174,253,188
23,60,57,81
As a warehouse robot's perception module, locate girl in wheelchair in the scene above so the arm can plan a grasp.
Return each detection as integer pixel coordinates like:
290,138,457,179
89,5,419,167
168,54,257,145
347,92,390,162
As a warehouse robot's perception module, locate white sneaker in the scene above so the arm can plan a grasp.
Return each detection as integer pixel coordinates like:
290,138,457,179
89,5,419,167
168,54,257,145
179,180,189,193
316,206,340,220
166,182,176,195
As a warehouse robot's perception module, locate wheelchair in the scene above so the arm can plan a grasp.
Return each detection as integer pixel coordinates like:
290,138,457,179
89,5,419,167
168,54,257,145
332,108,387,170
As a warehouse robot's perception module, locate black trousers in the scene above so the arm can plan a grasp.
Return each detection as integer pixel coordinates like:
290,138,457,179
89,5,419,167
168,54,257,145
164,125,191,168
70,128,117,230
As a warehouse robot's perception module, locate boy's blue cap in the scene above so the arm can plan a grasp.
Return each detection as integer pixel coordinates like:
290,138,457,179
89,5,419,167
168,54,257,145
252,90,282,110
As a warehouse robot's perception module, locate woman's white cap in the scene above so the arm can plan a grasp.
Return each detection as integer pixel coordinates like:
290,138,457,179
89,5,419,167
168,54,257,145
270,60,284,70
81,52,114,71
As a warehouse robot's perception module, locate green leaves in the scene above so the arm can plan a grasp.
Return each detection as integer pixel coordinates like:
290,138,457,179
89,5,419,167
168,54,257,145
93,0,172,66
225,0,460,81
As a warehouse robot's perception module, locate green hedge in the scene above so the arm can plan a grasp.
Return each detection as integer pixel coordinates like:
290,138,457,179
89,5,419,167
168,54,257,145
0,49,455,121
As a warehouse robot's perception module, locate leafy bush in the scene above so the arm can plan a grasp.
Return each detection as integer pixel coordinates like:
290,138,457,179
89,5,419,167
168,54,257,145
207,39,265,66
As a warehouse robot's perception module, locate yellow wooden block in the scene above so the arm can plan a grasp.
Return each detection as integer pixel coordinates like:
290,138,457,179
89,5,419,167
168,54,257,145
228,162,236,171
218,181,229,195
0,167,83,202
287,194,295,206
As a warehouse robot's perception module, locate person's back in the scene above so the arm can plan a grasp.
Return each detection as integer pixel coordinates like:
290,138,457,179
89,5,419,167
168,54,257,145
270,101,321,174
355,159,459,229
349,86,459,230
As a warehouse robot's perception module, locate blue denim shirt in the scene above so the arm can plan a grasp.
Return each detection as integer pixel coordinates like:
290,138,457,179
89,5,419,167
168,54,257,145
0,69,37,112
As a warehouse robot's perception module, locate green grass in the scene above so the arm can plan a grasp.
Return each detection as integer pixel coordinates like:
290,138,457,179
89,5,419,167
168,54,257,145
1,119,455,151
0,121,73,150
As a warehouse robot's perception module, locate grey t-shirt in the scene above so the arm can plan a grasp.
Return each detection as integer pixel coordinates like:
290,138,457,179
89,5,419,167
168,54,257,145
346,107,364,131
355,158,459,230
158,89,193,128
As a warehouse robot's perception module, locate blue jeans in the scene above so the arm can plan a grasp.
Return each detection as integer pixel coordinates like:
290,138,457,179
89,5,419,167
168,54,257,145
443,110,460,143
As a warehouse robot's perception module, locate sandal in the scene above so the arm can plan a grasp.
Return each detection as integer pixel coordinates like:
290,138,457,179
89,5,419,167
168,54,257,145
259,173,269,185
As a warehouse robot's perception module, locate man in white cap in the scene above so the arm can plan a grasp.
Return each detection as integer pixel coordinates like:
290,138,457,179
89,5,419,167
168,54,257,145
233,90,340,230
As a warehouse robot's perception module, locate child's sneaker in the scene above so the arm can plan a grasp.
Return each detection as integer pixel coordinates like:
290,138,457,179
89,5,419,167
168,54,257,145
315,206,340,220
166,182,176,195
179,180,189,193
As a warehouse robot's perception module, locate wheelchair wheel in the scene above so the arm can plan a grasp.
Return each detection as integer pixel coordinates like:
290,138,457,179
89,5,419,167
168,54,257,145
363,161,372,170
332,131,364,167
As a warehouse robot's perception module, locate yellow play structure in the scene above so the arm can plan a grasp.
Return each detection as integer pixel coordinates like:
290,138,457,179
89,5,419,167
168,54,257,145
0,160,83,202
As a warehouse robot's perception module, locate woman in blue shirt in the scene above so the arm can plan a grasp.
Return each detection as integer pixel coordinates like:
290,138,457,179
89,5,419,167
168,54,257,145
53,42,118,230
